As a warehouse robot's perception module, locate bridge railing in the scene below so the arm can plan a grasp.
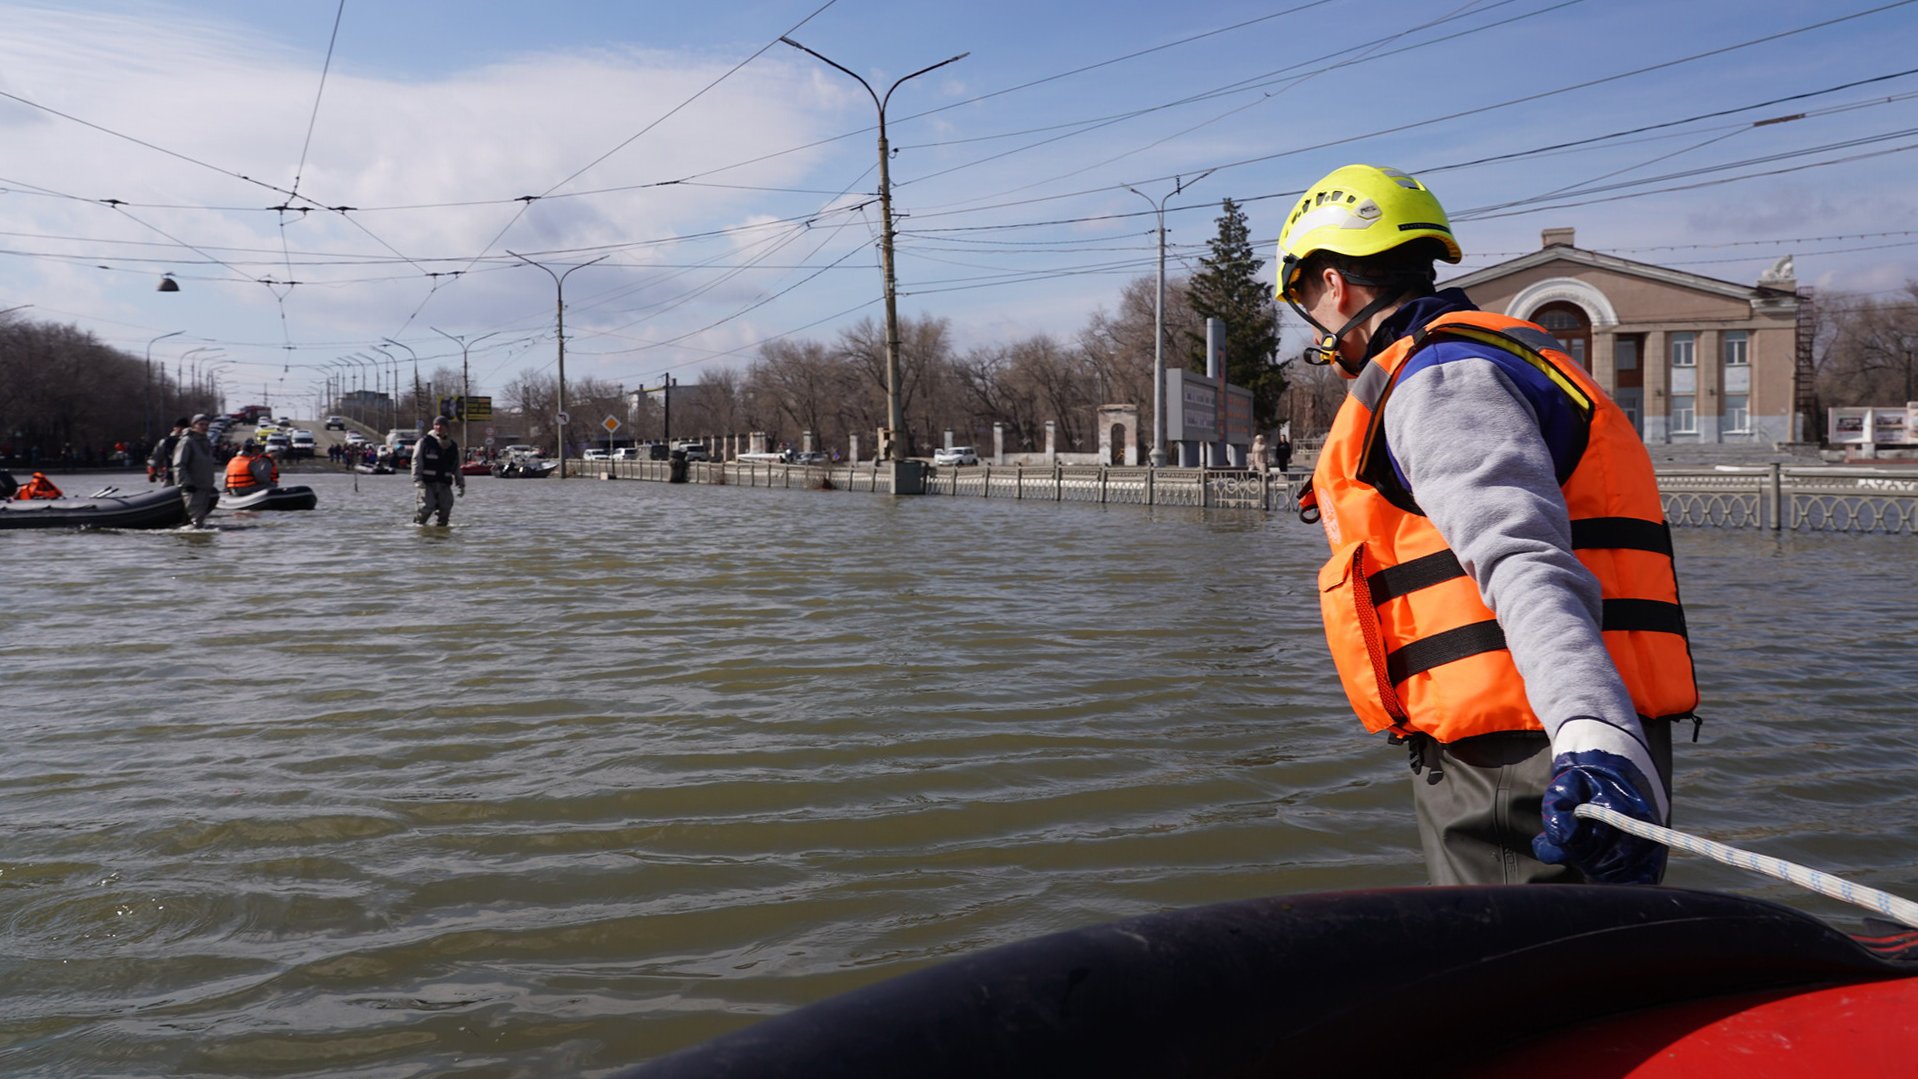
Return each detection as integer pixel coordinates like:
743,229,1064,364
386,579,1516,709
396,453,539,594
576,457,1917,535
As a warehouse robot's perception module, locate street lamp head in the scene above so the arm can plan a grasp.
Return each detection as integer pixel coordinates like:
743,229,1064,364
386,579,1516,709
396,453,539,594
157,273,180,292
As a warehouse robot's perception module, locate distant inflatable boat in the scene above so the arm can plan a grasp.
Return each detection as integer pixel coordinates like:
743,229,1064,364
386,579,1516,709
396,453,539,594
0,485,188,530
219,485,318,512
615,885,1918,1078
491,458,556,478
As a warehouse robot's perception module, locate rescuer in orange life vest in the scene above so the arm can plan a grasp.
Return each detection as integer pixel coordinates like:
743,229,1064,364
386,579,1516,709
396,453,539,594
224,441,278,494
15,471,63,499
1280,164,1698,886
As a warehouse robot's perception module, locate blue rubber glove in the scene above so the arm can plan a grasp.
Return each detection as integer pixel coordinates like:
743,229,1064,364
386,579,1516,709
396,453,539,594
1532,749,1668,885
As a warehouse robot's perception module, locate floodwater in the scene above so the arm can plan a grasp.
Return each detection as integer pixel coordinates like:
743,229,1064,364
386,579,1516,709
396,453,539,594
4,470,1916,1077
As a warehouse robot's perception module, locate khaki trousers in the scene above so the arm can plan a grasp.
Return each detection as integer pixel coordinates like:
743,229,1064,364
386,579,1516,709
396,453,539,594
414,481,455,525
1409,722,1674,885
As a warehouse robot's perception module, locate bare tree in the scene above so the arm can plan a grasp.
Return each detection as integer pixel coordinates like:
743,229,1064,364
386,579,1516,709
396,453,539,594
752,340,844,448
1815,284,1918,409
837,314,954,456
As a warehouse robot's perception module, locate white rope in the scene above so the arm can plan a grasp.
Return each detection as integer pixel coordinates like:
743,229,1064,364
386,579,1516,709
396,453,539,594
1575,803,1918,929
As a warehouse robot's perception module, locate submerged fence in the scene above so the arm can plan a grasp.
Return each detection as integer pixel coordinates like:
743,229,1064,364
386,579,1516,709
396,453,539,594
585,458,1918,536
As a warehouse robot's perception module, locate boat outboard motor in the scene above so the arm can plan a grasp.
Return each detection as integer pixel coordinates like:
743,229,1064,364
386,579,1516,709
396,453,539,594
0,471,16,499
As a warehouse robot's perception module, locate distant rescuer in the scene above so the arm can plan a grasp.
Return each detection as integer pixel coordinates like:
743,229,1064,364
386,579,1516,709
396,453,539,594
224,440,277,495
171,413,218,527
148,416,189,484
411,415,465,526
1280,164,1698,886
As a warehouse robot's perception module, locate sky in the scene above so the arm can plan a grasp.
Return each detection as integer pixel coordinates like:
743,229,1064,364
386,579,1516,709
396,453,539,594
4,0,1917,415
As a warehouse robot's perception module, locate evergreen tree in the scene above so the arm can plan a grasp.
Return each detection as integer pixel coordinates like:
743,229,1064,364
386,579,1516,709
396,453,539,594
1184,198,1286,429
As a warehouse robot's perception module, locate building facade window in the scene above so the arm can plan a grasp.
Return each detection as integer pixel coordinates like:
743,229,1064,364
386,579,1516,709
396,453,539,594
1670,394,1696,434
1534,301,1591,369
1670,332,1696,367
1723,393,1749,432
1723,330,1749,366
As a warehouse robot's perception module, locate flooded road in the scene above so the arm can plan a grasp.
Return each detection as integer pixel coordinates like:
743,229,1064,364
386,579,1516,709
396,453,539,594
4,470,1916,1076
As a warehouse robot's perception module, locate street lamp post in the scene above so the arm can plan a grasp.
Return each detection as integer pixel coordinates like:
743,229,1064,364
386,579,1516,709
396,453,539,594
372,347,399,429
180,346,222,415
1126,170,1214,468
383,338,420,425
433,328,500,459
347,354,376,428
779,36,968,467
144,330,183,443
508,251,607,479
356,351,392,431
204,361,237,414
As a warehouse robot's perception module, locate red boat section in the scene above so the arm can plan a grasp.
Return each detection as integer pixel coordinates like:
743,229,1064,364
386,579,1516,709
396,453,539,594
1484,975,1918,1077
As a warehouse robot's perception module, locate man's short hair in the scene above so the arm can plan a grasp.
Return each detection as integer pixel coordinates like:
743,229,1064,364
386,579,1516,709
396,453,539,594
1298,237,1448,302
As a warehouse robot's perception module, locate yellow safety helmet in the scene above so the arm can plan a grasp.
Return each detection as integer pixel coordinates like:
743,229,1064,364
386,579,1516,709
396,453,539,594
1275,164,1461,303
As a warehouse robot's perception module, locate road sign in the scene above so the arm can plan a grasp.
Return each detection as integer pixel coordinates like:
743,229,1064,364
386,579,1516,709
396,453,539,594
602,415,621,433
484,436,495,446
556,410,571,425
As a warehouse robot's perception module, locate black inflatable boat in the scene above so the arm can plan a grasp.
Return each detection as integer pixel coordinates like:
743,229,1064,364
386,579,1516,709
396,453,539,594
0,484,188,530
615,886,1918,1078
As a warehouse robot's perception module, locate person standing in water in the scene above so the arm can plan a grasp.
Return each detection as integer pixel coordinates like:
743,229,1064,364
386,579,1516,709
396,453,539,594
410,415,465,526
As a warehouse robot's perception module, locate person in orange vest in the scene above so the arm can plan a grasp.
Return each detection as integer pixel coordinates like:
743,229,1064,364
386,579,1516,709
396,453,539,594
224,441,276,494
1278,165,1696,886
15,471,63,500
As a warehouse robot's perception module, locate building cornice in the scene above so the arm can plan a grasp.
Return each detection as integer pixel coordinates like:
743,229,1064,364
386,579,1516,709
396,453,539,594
1446,245,1798,316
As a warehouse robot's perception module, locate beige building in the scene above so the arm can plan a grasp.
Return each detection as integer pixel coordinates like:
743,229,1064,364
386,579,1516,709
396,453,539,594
1447,228,1805,445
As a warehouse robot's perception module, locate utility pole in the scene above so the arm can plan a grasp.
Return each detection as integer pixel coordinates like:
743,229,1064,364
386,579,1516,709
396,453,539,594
780,36,967,468
510,251,607,479
1127,170,1215,468
661,374,674,446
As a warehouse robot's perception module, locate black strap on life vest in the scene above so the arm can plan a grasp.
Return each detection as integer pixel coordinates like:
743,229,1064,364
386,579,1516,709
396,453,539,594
1367,516,1688,685
1385,598,1689,687
1366,517,1674,602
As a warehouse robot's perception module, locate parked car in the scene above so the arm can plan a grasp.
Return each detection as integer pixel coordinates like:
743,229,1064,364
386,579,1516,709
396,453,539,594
583,449,611,461
384,429,419,465
345,431,367,445
289,431,316,457
264,434,293,456
791,450,829,465
611,447,644,460
933,445,980,466
675,442,711,462
324,415,347,430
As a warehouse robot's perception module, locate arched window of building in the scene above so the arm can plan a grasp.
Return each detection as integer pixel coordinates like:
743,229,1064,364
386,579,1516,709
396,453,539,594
1533,301,1592,369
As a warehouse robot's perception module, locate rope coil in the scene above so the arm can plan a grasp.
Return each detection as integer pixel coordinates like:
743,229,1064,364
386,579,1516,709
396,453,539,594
1575,803,1918,929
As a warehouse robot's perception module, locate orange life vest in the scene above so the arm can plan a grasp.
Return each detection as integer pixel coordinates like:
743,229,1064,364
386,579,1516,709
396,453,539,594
225,454,263,492
17,473,62,500
1306,310,1698,742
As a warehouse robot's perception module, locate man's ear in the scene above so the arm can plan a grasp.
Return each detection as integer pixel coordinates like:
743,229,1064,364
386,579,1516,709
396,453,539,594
1322,265,1364,319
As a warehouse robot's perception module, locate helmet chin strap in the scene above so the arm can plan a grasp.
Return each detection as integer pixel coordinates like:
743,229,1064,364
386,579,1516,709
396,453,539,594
1287,289,1402,378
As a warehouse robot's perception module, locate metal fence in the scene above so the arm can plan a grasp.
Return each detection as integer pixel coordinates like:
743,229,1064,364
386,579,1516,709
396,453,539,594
591,458,1298,509
581,458,1917,535
1657,465,1918,535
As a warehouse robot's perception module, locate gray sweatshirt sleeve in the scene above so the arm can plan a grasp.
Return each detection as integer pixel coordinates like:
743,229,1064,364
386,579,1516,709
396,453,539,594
1382,357,1665,815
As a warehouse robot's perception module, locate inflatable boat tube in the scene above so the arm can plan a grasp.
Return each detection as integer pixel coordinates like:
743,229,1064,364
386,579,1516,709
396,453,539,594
615,885,1918,1078
0,486,188,530
219,485,318,511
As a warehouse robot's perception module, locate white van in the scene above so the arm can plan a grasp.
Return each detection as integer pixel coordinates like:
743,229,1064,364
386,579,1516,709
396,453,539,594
385,428,419,464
